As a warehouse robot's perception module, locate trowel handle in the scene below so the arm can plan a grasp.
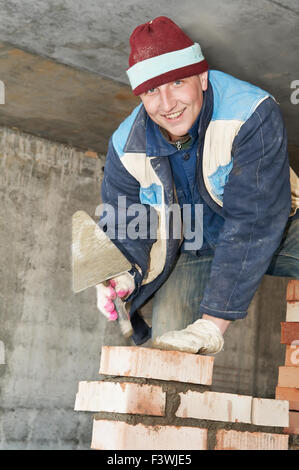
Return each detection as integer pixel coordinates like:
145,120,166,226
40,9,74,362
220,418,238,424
114,296,133,338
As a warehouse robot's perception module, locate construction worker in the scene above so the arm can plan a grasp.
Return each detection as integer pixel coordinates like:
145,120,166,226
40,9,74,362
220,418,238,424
96,16,299,353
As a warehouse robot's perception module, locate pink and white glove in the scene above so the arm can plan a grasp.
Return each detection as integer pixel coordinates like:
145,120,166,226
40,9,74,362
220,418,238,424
96,272,135,321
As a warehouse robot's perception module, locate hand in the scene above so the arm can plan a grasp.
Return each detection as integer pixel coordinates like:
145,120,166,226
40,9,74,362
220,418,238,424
96,272,135,321
153,319,224,354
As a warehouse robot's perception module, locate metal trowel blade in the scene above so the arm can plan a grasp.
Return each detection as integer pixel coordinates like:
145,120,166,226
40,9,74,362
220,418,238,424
72,210,131,293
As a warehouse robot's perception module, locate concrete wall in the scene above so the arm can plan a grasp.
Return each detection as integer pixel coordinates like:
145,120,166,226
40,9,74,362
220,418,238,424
0,126,109,449
0,125,290,449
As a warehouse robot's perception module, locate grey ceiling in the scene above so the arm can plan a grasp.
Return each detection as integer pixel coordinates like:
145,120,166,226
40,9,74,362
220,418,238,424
0,0,298,145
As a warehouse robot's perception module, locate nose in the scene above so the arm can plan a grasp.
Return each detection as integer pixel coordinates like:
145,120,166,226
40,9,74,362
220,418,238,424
159,86,176,113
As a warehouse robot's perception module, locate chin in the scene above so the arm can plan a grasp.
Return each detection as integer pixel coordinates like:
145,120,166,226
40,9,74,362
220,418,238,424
167,126,189,137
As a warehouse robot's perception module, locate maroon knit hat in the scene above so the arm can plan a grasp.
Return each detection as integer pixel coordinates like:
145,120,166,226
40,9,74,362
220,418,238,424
127,16,208,95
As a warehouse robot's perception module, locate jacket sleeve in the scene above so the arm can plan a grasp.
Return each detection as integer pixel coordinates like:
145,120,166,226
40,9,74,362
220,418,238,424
99,137,157,289
199,97,291,320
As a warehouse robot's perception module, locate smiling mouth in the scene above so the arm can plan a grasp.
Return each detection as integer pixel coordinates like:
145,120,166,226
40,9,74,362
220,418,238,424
163,108,186,120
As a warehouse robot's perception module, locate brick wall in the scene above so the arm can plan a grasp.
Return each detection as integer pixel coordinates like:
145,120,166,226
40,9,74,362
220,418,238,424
275,280,299,438
74,281,299,450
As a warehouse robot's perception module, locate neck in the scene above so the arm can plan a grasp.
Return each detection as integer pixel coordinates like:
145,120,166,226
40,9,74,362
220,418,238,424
159,126,190,145
169,132,188,143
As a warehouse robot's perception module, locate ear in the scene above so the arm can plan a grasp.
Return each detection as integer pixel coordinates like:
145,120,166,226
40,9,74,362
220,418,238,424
199,71,208,91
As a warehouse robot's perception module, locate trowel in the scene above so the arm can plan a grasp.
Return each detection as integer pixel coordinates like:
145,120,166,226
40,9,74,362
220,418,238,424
72,210,133,338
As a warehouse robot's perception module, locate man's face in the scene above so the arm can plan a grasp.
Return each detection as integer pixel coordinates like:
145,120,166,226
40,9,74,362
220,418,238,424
140,72,208,142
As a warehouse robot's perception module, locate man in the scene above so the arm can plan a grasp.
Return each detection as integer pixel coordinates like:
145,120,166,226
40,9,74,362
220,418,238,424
96,16,299,353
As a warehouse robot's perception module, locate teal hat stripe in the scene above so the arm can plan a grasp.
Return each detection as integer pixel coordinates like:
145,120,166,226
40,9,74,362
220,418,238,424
126,43,205,90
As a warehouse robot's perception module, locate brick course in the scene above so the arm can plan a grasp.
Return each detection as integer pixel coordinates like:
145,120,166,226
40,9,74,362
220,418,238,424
176,390,252,423
284,411,299,435
75,380,166,416
286,302,299,322
251,398,289,427
278,366,299,388
91,419,208,450
286,280,299,301
215,429,289,450
99,346,214,385
285,345,299,367
275,386,299,411
281,322,299,345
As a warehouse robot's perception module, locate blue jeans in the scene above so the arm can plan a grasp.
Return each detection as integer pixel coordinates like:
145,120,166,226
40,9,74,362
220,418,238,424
151,217,299,340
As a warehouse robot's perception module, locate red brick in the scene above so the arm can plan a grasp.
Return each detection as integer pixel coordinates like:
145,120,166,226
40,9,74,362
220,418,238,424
284,411,299,435
276,387,299,411
99,346,214,385
286,280,299,301
91,419,208,450
215,429,289,450
286,302,299,322
278,366,299,388
84,150,98,159
74,381,165,416
285,345,299,367
176,391,252,423
280,322,299,345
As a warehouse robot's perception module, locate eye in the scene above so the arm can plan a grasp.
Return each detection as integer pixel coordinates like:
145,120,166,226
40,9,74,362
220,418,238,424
173,80,182,86
147,88,158,95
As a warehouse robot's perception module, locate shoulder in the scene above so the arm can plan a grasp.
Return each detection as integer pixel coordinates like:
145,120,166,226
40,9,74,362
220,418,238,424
209,70,273,122
112,103,147,157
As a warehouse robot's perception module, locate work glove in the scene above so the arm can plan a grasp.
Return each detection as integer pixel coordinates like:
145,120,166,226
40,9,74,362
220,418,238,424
153,319,224,355
96,272,135,321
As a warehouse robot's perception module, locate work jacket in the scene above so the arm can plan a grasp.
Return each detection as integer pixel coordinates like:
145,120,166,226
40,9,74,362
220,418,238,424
100,70,298,344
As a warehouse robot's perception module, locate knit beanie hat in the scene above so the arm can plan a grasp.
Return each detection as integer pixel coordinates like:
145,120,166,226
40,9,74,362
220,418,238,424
127,16,208,96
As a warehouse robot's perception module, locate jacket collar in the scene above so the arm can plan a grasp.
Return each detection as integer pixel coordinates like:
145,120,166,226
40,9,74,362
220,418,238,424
145,79,214,157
